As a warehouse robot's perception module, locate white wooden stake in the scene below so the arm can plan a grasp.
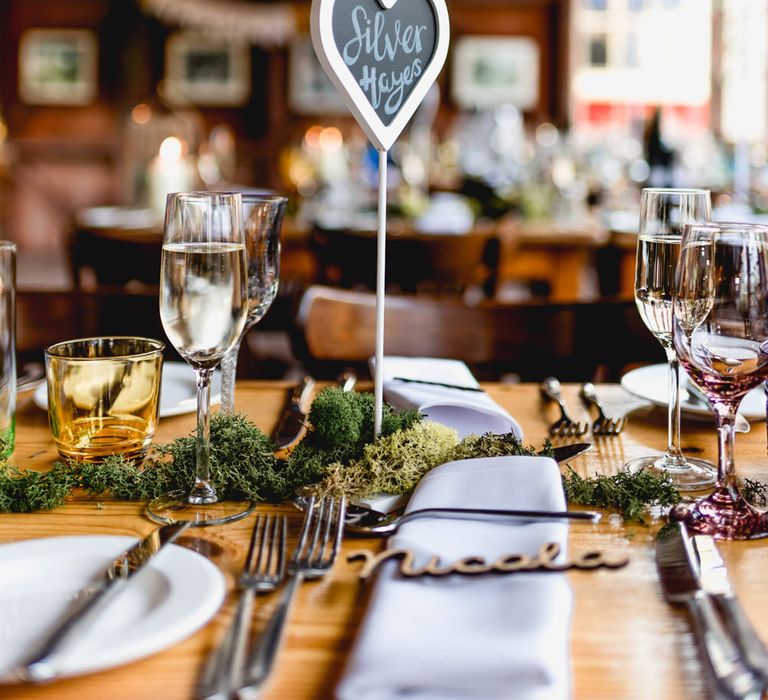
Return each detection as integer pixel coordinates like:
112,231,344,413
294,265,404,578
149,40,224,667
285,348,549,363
374,149,388,436
310,0,450,437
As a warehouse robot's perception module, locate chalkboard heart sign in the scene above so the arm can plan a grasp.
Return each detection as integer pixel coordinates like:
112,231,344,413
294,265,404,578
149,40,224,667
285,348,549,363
311,0,450,151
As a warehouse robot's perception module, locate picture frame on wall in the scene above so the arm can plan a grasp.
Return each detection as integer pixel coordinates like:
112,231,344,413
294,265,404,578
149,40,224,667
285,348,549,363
164,32,251,107
451,36,540,111
18,29,98,106
288,37,348,115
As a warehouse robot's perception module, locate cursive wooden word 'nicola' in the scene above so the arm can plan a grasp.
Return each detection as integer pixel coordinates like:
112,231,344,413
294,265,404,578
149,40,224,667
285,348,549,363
348,542,629,580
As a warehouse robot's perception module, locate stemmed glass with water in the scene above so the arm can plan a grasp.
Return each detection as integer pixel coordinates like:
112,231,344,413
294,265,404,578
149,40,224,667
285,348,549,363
626,188,716,490
220,194,287,414
149,191,252,525
671,222,768,538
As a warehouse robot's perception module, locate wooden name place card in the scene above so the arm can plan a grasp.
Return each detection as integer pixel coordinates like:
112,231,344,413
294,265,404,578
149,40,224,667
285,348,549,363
348,543,630,580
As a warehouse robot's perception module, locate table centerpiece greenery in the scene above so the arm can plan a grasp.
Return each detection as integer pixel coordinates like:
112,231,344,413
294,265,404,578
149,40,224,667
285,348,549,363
0,388,694,521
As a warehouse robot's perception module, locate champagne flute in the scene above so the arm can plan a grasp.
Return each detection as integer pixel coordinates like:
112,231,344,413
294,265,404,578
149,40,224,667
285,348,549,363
672,222,768,538
149,191,252,525
626,188,716,489
220,194,287,414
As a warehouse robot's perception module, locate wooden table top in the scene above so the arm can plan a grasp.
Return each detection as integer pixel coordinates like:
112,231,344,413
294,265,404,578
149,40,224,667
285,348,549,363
1,379,767,700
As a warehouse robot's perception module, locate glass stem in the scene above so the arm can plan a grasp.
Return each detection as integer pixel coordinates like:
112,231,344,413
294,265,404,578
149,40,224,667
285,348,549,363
220,340,241,415
189,367,217,505
713,400,741,500
664,347,684,461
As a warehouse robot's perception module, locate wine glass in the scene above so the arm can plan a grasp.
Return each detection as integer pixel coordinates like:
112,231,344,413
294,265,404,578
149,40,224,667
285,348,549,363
626,188,717,490
672,222,768,538
220,193,287,414
149,191,252,525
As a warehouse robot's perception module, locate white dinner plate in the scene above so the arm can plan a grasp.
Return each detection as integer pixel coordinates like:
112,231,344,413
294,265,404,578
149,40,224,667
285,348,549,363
33,362,222,419
621,364,766,420
0,535,225,681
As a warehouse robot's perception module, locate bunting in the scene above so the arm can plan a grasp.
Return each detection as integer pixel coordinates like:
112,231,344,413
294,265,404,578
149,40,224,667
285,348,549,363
142,0,298,46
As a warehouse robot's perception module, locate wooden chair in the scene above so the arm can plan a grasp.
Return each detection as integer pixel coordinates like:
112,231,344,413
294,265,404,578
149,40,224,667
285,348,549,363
293,286,661,382
68,223,162,292
310,227,498,298
16,290,174,365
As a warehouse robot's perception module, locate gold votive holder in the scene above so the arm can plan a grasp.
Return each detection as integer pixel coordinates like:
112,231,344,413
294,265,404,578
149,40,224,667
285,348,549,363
45,337,164,462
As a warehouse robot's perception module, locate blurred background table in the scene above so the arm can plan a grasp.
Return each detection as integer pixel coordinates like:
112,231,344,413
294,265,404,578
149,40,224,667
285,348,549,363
68,207,162,293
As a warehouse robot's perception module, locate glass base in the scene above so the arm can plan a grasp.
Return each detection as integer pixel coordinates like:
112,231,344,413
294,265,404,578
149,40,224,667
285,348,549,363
146,489,255,527
671,488,768,539
625,454,717,491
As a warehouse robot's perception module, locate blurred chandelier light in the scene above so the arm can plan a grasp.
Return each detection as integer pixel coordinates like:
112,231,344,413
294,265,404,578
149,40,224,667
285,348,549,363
142,0,297,46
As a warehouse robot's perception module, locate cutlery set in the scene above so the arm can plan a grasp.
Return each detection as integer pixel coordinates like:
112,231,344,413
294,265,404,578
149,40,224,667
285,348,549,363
196,496,346,699
14,499,346,696
197,515,287,700
17,520,193,683
541,377,626,438
234,496,345,700
657,522,768,699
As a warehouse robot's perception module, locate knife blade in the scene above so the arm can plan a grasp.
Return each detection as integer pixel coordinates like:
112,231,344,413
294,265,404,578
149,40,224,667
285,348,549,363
693,534,768,684
552,442,592,463
336,371,357,393
656,522,761,699
272,376,315,450
18,521,191,683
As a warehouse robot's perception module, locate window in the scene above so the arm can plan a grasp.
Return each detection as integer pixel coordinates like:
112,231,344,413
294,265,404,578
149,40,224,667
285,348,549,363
582,0,608,9
589,35,608,66
628,0,644,10
625,33,639,67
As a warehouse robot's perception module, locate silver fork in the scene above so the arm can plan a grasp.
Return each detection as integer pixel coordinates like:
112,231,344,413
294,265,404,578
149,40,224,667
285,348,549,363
235,495,346,700
196,514,287,700
579,383,625,436
540,377,589,437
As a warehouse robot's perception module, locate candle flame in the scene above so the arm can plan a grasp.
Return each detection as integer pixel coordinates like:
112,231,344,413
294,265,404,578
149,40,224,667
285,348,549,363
319,127,343,150
131,103,152,125
159,137,184,162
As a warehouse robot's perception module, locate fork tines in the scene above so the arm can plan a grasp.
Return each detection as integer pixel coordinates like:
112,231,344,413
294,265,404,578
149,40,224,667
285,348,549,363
297,495,347,577
592,416,625,436
578,383,625,437
549,421,590,438
242,514,287,587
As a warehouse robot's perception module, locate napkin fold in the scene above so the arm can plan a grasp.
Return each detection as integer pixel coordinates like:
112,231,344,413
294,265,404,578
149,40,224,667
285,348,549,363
337,456,573,700
375,357,523,440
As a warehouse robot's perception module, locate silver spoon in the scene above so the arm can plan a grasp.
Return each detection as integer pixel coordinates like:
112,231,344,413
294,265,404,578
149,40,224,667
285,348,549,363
343,503,600,537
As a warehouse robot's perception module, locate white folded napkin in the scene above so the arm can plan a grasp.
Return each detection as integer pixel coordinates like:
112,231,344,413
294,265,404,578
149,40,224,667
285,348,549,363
374,357,523,440
337,456,573,700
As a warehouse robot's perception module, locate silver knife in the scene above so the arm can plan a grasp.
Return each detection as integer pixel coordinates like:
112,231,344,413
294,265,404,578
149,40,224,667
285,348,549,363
693,534,768,684
656,522,762,699
336,371,357,393
272,376,315,450
552,442,591,463
17,521,191,683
